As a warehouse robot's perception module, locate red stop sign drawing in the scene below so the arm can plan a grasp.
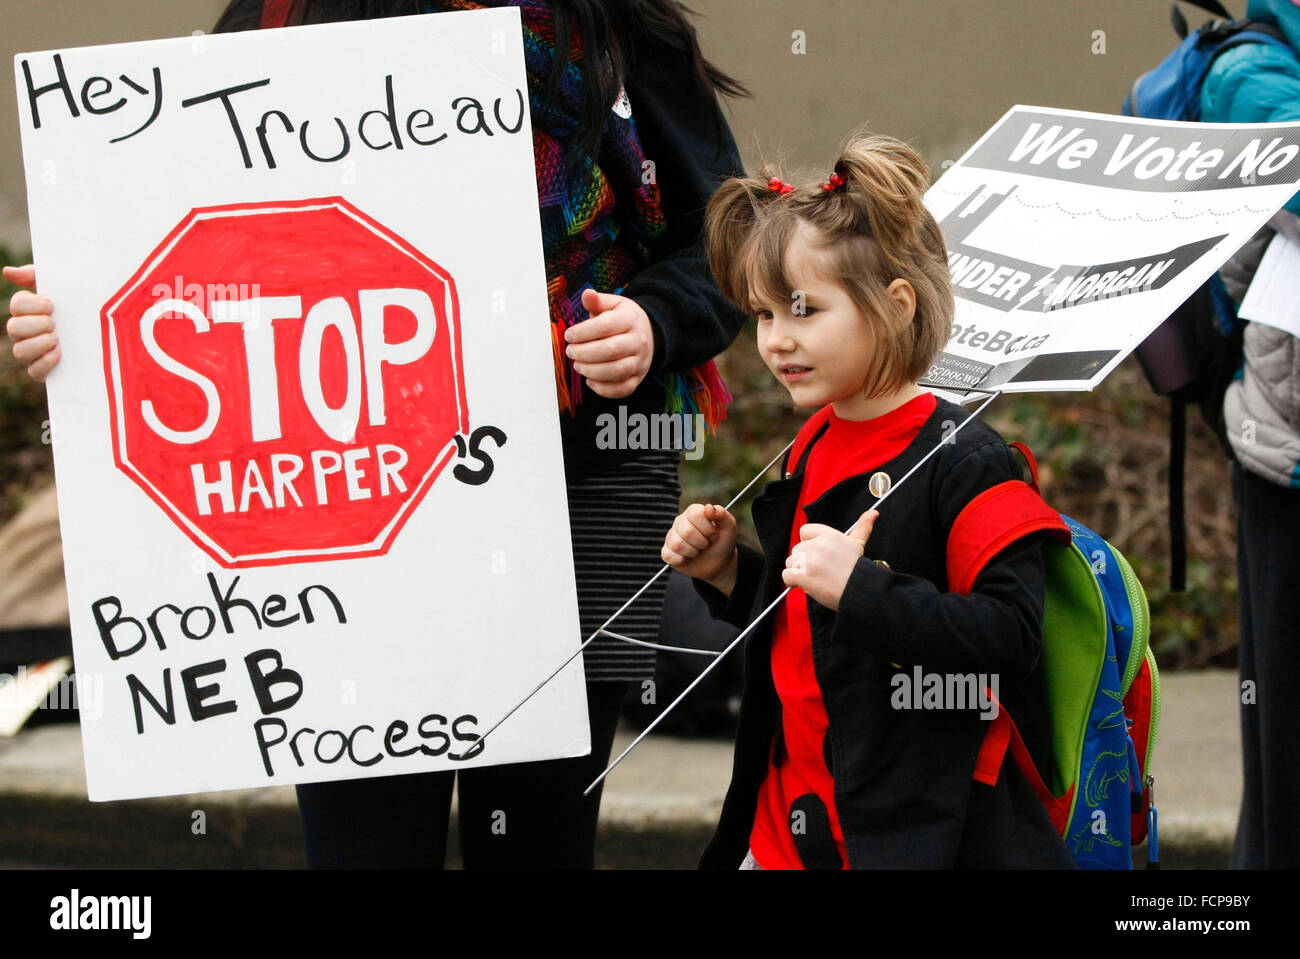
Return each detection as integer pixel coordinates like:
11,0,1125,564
100,196,469,568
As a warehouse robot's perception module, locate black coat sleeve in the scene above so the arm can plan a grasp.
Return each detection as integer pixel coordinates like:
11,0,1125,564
829,442,1049,682
693,542,765,630
620,37,748,375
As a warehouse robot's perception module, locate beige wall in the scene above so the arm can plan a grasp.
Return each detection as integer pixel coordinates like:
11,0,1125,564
694,0,1176,171
1,0,229,247
2,0,1185,250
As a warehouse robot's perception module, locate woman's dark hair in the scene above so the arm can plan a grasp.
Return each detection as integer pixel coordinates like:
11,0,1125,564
214,0,746,160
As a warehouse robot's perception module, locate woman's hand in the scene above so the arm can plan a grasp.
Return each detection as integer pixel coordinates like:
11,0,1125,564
4,265,60,382
662,503,739,597
565,288,654,399
782,510,879,610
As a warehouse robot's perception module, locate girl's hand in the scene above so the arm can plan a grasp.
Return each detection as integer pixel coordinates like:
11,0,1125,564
662,503,739,597
782,510,879,610
4,265,61,382
566,288,654,399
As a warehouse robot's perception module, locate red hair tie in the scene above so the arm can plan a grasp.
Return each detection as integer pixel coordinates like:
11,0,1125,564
822,172,846,192
767,176,794,196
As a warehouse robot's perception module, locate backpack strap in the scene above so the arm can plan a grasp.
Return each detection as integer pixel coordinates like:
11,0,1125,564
952,445,1073,816
973,699,1073,834
1170,398,1188,591
1007,441,1041,491
946,477,1071,596
1172,0,1231,39
1178,0,1232,22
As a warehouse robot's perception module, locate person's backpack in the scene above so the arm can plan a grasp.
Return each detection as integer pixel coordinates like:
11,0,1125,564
1122,0,1292,589
948,443,1161,870
1122,0,1289,121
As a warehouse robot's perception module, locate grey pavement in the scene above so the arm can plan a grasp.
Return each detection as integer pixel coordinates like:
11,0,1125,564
0,669,1241,869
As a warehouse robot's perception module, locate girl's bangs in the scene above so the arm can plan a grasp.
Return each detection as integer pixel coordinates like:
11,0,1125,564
738,214,798,312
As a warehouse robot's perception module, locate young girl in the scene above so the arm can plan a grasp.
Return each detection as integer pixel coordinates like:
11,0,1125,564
662,134,1075,870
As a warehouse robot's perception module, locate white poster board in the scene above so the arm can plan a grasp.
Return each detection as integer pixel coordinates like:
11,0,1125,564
1238,229,1300,337
14,10,589,801
923,105,1300,393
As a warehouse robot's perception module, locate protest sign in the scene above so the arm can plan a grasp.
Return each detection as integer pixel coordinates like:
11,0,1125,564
13,10,590,801
923,105,1300,393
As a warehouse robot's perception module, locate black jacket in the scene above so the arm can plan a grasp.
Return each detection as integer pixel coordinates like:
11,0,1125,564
696,399,1075,869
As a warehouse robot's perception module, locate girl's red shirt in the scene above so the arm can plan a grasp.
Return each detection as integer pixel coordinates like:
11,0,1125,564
749,390,937,869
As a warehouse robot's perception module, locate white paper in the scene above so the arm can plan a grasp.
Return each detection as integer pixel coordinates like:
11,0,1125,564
14,10,589,800
1238,229,1300,337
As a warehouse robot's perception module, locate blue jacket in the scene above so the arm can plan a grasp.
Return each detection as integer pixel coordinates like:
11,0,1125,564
1202,0,1300,488
1201,0,1300,215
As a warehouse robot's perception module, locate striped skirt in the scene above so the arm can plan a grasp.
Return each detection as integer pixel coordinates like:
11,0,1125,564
566,452,681,683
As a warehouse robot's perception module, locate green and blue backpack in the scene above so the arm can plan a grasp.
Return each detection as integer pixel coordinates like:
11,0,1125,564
948,442,1161,870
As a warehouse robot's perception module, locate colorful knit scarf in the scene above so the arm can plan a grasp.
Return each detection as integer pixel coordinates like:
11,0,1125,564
262,0,730,429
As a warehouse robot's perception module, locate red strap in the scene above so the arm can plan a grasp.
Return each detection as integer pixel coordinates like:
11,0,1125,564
1008,441,1040,492
1126,657,1154,843
958,448,1073,833
974,700,1071,834
974,696,1051,800
946,480,1070,596
972,705,1011,785
261,0,300,28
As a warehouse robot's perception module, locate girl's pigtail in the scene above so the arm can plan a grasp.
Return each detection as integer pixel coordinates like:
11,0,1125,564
831,136,933,272
705,169,789,308
813,135,953,388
